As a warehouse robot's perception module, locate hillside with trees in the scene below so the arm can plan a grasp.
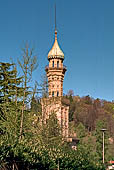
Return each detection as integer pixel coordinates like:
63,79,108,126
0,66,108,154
63,91,114,164
0,47,114,169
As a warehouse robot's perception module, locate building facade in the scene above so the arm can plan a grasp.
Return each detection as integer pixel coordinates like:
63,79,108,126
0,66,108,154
41,28,69,138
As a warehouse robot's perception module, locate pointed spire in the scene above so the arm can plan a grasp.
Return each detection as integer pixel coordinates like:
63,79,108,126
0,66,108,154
47,4,64,59
55,4,57,32
55,4,57,40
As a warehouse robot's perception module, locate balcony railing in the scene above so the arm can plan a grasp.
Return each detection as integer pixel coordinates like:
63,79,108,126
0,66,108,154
45,65,67,71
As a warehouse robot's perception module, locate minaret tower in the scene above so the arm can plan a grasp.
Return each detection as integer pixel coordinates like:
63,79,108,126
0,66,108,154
45,17,66,98
41,7,69,138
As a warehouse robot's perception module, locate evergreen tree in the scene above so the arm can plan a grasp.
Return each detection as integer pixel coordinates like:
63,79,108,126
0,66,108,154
41,112,62,148
0,62,15,113
0,62,23,104
0,62,23,137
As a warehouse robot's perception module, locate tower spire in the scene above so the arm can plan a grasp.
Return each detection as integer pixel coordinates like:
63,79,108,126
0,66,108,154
55,4,57,40
42,6,69,138
55,4,57,31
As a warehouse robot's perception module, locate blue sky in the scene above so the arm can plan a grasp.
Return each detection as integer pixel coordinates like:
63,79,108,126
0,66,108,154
0,0,114,101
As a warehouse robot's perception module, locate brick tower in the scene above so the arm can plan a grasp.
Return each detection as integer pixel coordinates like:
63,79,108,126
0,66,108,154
46,29,66,98
41,16,69,138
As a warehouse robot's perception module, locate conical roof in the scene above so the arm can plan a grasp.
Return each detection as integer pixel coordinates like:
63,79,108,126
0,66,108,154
48,30,64,59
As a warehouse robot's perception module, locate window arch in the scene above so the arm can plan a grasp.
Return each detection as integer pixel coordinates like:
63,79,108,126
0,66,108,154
52,61,54,67
52,91,54,97
57,61,59,68
57,91,59,97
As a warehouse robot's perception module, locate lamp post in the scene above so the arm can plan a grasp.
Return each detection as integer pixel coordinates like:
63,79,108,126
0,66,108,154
58,159,59,170
101,128,107,164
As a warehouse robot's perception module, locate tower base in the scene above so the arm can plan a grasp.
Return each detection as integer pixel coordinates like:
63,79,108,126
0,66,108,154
41,97,69,138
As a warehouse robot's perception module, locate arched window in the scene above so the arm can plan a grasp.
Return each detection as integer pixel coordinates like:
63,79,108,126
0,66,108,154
52,91,54,97
52,61,54,67
57,91,59,97
57,61,59,68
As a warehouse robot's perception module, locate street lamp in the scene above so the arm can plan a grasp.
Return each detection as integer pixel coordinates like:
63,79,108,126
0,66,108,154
101,128,107,164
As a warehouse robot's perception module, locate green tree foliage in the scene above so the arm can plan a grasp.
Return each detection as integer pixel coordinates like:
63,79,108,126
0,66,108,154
41,112,62,148
66,90,74,121
67,94,114,135
67,94,114,163
0,62,23,112
31,96,41,118
76,122,87,139
0,62,24,169
0,44,40,169
0,63,23,140
30,81,42,122
0,59,111,170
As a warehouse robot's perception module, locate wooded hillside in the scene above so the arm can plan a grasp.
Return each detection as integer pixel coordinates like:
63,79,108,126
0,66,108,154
0,51,113,169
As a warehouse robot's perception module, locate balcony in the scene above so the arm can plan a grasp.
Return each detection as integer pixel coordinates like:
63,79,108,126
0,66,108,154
45,65,67,72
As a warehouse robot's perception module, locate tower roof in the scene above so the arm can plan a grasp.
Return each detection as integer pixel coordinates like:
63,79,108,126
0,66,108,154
48,30,64,60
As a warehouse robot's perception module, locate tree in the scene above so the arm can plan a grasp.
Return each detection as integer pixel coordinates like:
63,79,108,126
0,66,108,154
76,122,87,139
0,63,22,113
30,81,42,121
67,89,74,97
18,43,38,140
0,62,23,137
41,112,62,147
0,62,25,169
40,73,48,98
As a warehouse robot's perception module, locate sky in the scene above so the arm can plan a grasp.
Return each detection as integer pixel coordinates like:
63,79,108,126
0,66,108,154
0,0,114,101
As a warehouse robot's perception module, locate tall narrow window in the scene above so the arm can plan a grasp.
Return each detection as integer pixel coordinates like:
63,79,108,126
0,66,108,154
52,91,54,97
57,91,59,97
52,61,54,67
57,61,59,68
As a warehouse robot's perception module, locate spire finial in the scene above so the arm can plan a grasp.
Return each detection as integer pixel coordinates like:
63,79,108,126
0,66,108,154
55,4,56,31
55,4,57,40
